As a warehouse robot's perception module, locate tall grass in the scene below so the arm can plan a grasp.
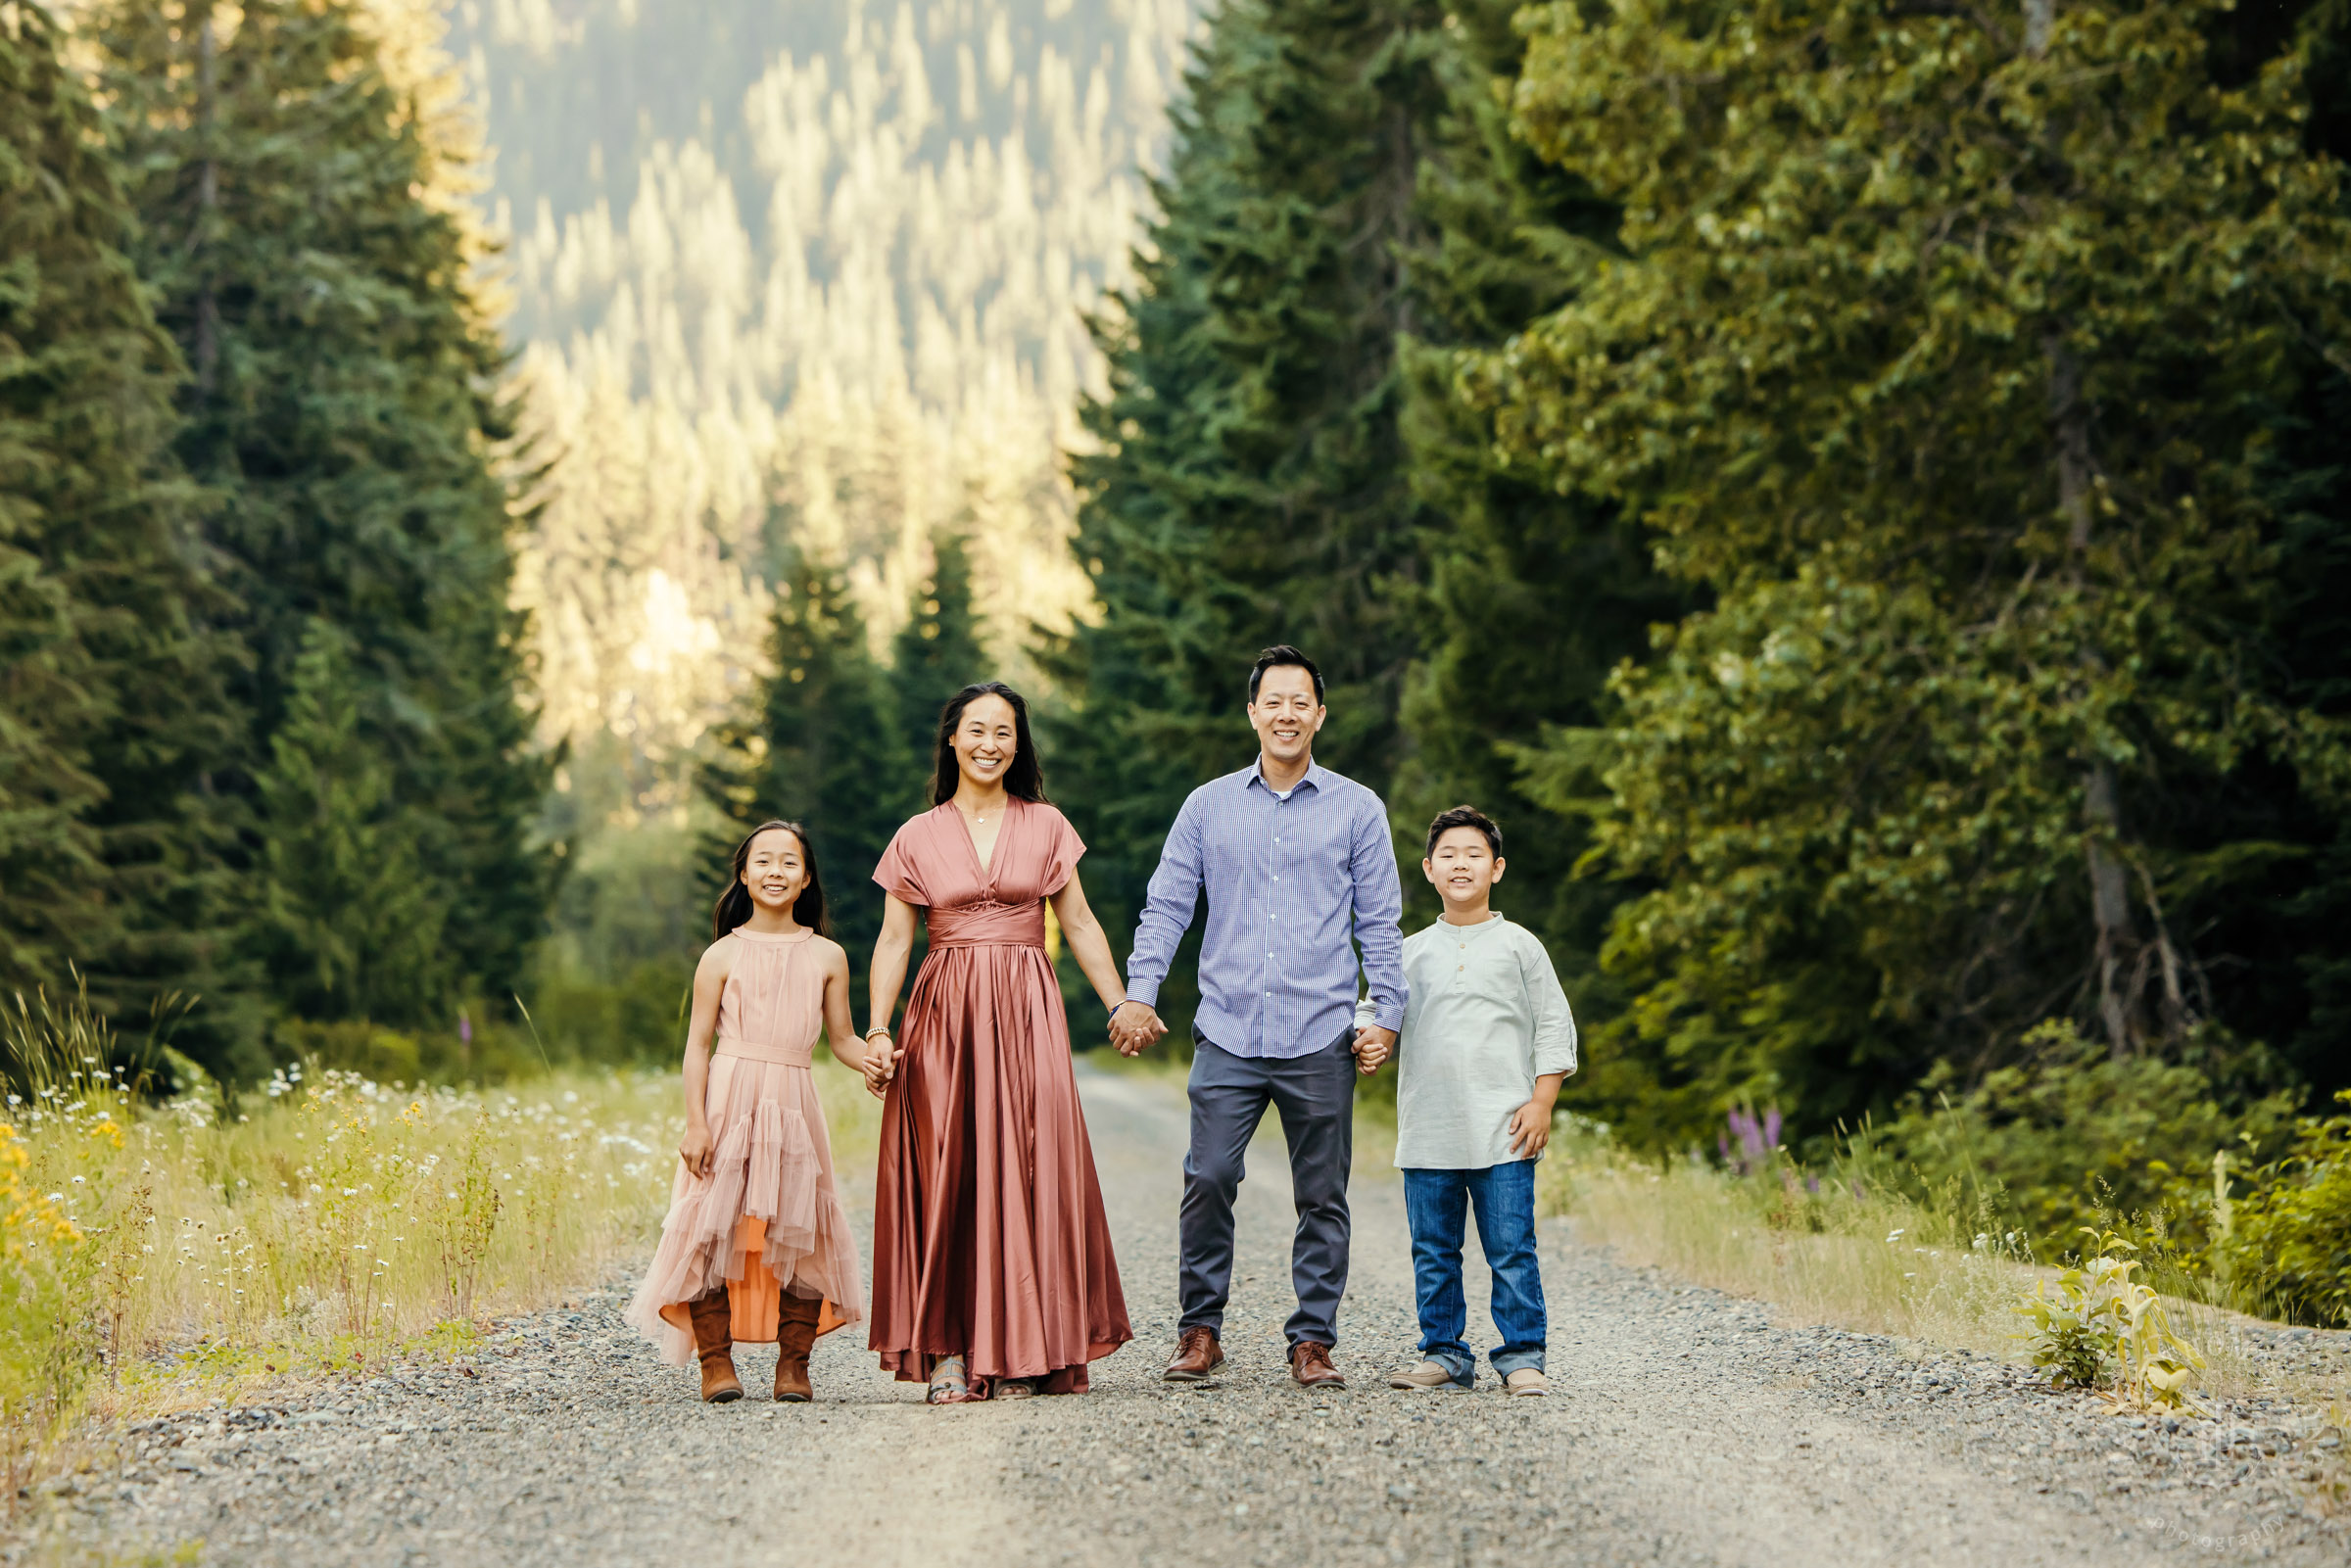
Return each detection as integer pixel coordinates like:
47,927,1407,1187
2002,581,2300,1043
1540,1115,2349,1417
0,984,882,1510
1538,1118,2035,1355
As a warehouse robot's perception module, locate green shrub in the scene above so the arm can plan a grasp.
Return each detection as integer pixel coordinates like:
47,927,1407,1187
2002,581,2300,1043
273,1012,545,1086
2015,1231,2204,1408
1876,1020,2298,1257
2223,1092,2351,1328
524,960,694,1067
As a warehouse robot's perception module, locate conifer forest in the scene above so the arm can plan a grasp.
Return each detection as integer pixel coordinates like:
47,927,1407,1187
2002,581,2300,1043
5,0,2351,1318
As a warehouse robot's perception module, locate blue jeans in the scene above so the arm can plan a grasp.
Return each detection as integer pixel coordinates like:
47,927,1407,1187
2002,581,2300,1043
1402,1161,1546,1385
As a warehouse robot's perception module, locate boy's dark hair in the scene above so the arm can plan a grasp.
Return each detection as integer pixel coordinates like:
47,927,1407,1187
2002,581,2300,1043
1425,804,1503,858
1247,644,1324,704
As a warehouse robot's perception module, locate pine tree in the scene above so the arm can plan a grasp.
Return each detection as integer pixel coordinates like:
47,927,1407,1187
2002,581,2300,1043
1388,0,1690,984
0,1,251,1067
1045,0,1459,986
709,548,913,970
1480,0,2351,1137
252,623,450,1020
890,532,990,749
96,0,551,1030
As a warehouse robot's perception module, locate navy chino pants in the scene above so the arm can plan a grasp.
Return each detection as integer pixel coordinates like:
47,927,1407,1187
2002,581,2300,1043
1178,1026,1358,1349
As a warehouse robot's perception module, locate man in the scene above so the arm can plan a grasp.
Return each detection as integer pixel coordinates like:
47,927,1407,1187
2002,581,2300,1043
1110,644,1408,1389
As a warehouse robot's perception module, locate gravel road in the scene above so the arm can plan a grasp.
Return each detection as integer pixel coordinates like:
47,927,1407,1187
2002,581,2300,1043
51,1063,2350,1567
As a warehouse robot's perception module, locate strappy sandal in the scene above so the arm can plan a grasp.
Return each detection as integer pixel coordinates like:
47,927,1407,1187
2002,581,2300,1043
927,1354,975,1404
992,1378,1036,1401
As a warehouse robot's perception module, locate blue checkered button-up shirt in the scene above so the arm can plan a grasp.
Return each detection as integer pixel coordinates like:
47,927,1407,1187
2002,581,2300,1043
1126,760,1409,1058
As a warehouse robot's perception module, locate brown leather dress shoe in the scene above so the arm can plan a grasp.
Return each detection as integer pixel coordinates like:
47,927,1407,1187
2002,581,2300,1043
774,1294,822,1402
1289,1341,1345,1389
1162,1325,1225,1383
689,1287,743,1403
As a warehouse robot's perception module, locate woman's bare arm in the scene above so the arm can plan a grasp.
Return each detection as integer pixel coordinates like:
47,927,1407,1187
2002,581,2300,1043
677,940,731,1178
867,893,921,1029
1049,869,1128,1022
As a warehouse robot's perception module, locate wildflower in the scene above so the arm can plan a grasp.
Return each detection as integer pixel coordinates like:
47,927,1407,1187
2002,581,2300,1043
1886,1228,1905,1243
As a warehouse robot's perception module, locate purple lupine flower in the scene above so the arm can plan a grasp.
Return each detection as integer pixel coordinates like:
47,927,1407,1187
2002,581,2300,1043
458,1010,473,1045
1762,1106,1782,1150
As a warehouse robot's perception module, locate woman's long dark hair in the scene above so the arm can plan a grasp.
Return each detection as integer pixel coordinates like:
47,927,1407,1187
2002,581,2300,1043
929,682,1050,807
710,820,831,937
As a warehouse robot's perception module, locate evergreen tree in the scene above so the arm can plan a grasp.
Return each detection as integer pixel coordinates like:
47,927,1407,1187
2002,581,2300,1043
708,548,912,970
252,622,449,1020
1389,0,1690,988
1479,0,2351,1139
96,0,550,1030
890,532,989,748
1045,0,1460,992
0,1,250,1065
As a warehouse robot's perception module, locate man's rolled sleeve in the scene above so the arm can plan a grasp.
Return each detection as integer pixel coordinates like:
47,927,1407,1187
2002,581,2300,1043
1352,802,1410,1032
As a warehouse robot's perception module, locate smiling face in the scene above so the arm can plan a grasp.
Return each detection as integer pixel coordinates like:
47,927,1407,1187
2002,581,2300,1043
950,691,1020,794
1423,825,1504,917
1248,663,1325,771
741,827,810,919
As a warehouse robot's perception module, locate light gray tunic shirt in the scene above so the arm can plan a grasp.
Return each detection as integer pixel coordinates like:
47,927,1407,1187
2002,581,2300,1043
1389,914,1578,1170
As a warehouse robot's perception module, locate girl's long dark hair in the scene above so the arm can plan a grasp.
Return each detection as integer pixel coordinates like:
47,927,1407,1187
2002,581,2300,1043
929,682,1049,807
711,820,831,938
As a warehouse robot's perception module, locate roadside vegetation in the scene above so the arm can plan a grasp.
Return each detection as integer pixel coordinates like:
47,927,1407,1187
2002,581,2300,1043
1540,1093,2351,1415
0,985,883,1509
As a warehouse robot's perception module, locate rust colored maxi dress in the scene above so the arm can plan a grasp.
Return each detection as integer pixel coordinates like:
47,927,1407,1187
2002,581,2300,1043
868,798,1131,1397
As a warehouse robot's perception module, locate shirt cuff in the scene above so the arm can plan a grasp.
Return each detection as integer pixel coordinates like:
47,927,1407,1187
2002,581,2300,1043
1127,975,1163,1010
1370,1001,1406,1033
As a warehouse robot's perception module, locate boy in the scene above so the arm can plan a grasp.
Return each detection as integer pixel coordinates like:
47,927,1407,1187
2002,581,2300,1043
1384,805,1576,1395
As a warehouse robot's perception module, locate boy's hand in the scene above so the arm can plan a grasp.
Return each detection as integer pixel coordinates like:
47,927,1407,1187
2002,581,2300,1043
1507,1099,1553,1159
1351,1024,1395,1075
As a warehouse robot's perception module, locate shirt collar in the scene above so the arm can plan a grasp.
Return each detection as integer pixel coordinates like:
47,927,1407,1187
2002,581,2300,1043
1246,759,1326,796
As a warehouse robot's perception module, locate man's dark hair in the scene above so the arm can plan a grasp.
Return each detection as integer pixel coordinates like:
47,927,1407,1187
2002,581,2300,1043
1247,644,1324,704
1425,804,1503,858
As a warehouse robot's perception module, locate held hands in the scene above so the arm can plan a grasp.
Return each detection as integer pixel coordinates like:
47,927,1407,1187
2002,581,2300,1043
1507,1098,1553,1160
678,1122,716,1180
1351,1024,1396,1075
1107,1001,1167,1057
860,1031,898,1098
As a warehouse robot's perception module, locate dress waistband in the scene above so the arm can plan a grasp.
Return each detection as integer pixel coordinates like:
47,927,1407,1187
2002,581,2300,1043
926,902,1047,950
714,1034,814,1068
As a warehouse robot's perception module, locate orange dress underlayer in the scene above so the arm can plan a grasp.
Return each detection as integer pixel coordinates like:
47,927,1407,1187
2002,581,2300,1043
624,927,865,1363
868,799,1132,1397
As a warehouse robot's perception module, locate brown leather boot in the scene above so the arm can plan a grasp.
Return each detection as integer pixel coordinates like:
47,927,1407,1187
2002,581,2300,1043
689,1287,742,1403
774,1294,822,1402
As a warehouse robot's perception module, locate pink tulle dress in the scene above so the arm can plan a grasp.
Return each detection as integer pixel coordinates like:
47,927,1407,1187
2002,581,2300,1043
625,927,865,1362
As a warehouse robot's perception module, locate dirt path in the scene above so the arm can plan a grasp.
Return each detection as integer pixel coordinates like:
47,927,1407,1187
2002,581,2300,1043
60,1064,2346,1567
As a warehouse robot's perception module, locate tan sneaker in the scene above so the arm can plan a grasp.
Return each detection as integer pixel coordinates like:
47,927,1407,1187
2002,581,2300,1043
1389,1359,1470,1391
1503,1368,1550,1397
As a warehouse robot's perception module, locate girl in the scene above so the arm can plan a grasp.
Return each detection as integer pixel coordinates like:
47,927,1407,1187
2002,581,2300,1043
624,821,873,1402
864,682,1134,1402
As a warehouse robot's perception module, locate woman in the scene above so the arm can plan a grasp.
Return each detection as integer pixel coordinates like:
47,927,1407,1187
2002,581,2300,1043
864,682,1134,1402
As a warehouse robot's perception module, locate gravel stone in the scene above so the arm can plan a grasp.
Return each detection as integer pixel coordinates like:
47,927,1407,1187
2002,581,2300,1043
38,1065,2351,1566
